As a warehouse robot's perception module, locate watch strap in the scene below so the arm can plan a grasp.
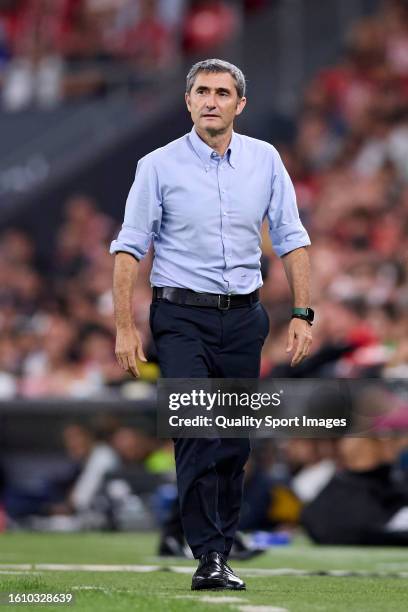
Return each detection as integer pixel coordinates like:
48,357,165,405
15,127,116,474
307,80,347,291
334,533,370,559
292,307,309,316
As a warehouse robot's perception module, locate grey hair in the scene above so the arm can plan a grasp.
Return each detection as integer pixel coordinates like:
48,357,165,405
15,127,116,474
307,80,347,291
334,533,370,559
186,59,246,98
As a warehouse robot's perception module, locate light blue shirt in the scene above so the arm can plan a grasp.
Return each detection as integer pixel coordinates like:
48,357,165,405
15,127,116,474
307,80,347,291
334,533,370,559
110,127,311,294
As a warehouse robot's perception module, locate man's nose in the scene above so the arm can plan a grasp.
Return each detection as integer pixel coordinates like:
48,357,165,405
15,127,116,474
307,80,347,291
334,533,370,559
205,95,216,109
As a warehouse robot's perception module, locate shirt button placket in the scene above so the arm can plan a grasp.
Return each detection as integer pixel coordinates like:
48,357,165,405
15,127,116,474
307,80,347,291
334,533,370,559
219,161,232,286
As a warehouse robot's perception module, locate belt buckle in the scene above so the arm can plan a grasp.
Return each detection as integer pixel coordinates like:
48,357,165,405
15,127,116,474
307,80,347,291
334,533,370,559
218,294,231,310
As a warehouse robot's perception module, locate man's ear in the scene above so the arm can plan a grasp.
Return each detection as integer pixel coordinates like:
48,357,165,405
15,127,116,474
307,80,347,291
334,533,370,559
185,92,191,112
235,96,247,117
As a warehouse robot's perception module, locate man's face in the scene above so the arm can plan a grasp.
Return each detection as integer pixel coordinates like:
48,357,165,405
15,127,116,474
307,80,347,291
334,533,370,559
185,71,246,136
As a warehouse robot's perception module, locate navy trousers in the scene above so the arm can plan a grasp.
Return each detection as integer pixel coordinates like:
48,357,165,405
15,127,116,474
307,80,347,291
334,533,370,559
150,299,269,558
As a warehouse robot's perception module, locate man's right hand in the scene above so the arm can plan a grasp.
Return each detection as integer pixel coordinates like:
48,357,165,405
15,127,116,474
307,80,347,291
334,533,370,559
115,326,147,378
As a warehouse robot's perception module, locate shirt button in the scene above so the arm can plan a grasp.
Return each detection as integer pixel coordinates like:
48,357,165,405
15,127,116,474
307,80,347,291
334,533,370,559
205,166,210,172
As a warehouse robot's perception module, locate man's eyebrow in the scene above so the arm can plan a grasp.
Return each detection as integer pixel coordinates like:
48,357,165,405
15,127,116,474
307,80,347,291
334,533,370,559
195,85,232,94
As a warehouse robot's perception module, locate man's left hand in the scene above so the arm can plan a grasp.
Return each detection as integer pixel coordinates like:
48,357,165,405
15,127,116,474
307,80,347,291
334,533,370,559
286,318,313,367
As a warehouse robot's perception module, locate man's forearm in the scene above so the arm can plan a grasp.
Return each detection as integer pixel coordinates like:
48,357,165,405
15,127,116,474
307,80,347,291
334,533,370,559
281,247,311,307
113,252,139,331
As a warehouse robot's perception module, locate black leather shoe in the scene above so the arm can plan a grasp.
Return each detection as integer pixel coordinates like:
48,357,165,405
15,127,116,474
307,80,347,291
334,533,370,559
191,552,246,591
222,558,246,590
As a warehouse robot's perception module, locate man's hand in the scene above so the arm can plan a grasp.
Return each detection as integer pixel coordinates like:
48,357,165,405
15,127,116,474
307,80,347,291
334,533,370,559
286,318,312,367
115,326,147,378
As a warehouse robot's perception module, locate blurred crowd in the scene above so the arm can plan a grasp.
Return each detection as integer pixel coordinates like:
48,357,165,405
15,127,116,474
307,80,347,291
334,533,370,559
1,2,408,398
0,195,151,399
2,420,408,549
2,417,176,532
0,0,265,111
260,0,408,380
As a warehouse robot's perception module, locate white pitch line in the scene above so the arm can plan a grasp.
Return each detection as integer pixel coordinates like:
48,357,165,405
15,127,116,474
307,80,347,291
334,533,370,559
71,586,109,592
230,568,308,577
0,564,407,579
37,564,159,572
168,566,308,577
0,563,287,575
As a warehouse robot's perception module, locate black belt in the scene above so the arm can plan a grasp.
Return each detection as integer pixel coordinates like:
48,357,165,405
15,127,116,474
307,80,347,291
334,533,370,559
152,287,259,311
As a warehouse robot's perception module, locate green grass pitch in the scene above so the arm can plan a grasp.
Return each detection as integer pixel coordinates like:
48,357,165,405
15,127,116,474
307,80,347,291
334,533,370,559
0,532,407,611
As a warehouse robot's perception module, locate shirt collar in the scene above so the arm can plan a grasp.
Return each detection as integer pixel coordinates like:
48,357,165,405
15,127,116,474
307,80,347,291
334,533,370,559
188,126,237,169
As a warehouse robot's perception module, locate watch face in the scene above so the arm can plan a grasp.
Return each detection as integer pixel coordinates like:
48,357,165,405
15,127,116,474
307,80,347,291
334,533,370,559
307,308,315,322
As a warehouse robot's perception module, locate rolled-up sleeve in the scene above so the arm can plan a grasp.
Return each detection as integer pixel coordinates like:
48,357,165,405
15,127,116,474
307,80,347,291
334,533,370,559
109,155,162,260
268,152,311,257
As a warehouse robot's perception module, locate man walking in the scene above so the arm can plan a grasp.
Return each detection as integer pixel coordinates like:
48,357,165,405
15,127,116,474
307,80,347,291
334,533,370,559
110,59,313,590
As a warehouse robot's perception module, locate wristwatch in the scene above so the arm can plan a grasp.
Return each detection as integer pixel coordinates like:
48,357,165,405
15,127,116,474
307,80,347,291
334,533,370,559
291,307,314,326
